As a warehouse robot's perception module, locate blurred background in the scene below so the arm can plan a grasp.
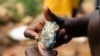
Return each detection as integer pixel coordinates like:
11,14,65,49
0,0,96,56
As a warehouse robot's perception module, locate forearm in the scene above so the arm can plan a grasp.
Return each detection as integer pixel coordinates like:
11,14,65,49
64,15,90,37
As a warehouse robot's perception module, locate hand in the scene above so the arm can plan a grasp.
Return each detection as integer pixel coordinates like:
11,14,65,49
24,7,72,56
24,7,68,40
24,7,72,47
25,45,58,56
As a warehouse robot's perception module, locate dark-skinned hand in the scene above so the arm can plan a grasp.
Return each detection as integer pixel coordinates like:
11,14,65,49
24,7,71,56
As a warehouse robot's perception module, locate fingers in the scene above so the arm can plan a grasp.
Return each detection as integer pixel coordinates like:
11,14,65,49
38,41,58,56
24,29,39,40
57,28,66,38
24,19,45,40
52,50,58,56
25,45,57,56
53,28,72,48
38,42,45,56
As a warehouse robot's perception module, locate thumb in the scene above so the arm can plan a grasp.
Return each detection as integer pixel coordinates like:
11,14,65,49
43,6,58,21
43,6,65,26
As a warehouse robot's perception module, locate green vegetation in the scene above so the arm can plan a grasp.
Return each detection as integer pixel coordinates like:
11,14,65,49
0,0,43,22
0,0,7,4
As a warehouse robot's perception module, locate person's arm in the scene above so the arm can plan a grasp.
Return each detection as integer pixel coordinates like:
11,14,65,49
65,16,89,37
